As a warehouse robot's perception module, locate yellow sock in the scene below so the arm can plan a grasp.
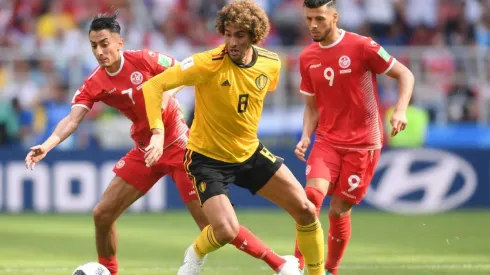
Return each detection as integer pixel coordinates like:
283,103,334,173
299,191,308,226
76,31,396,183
193,225,223,258
296,220,325,275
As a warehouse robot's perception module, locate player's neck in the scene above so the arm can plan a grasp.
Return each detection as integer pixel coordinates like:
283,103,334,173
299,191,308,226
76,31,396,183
106,56,122,74
241,47,254,65
320,27,341,47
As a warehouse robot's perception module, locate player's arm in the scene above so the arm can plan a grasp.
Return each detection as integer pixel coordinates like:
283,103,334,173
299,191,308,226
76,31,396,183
385,61,415,114
364,39,415,136
25,107,88,169
295,54,317,161
142,50,185,98
143,53,210,167
302,95,319,140
142,54,208,130
385,61,414,136
42,107,88,150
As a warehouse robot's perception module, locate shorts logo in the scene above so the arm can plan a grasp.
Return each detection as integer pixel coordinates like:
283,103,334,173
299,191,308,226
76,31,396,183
255,74,269,91
130,72,143,85
198,181,207,193
338,56,351,69
116,160,125,169
347,174,360,192
305,165,311,175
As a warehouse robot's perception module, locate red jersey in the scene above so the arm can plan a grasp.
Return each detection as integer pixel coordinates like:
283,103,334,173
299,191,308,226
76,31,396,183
72,49,187,150
299,30,396,149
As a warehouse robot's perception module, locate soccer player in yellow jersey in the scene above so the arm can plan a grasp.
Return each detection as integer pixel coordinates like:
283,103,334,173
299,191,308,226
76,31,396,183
142,1,325,275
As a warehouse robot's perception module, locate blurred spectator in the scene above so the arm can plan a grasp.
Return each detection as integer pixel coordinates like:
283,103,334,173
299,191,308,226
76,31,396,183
0,99,20,145
446,82,478,122
33,78,74,149
0,0,488,150
2,59,40,110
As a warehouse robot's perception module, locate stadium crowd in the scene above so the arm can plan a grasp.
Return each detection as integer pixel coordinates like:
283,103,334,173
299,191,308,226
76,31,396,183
0,0,489,148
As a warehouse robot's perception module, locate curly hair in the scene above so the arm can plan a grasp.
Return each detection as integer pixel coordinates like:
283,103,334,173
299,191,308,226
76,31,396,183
215,0,270,45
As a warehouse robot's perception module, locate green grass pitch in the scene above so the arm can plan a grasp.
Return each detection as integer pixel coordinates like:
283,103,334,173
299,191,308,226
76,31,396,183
0,210,489,275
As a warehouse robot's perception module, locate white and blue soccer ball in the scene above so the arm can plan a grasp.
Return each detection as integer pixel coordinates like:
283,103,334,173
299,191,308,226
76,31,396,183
72,262,111,275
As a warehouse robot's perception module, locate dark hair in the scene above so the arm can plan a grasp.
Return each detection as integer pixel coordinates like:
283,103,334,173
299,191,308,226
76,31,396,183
215,0,270,44
89,11,121,34
304,0,336,9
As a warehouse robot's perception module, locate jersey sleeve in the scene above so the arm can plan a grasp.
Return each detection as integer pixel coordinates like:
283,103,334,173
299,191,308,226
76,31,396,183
142,49,177,74
142,51,213,129
71,82,96,110
299,54,315,96
268,60,281,92
363,38,396,75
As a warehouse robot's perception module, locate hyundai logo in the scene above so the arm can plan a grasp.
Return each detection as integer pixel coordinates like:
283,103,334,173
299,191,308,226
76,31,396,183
364,148,477,214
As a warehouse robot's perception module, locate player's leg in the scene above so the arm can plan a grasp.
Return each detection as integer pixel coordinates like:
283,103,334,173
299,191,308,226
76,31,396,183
294,143,342,272
177,150,240,275
243,144,324,275
171,164,289,272
256,164,325,275
169,166,209,230
93,176,143,275
325,149,381,275
95,150,160,275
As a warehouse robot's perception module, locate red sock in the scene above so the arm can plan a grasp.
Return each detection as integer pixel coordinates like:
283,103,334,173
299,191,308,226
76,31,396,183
326,214,351,275
295,187,325,270
230,225,286,272
98,256,118,275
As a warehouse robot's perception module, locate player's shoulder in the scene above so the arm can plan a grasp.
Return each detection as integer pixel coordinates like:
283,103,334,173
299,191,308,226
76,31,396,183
78,65,105,95
181,45,225,71
299,43,320,61
254,46,280,62
344,31,377,47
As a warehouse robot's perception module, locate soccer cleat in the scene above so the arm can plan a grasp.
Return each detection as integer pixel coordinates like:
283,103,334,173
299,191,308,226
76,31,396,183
177,244,208,275
298,269,304,275
272,256,301,275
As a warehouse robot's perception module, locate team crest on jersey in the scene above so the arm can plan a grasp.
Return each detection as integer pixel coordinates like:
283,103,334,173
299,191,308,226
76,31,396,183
305,165,311,175
130,72,143,85
338,56,351,69
198,181,207,193
255,74,268,91
116,160,125,169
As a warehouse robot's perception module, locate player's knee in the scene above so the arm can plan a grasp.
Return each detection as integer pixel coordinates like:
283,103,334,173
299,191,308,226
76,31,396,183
305,186,325,209
93,204,115,228
329,196,353,218
212,220,239,245
293,199,317,225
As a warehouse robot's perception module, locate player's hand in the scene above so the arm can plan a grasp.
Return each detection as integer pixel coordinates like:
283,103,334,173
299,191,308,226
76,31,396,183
25,145,48,170
295,137,311,162
390,109,408,137
145,129,164,167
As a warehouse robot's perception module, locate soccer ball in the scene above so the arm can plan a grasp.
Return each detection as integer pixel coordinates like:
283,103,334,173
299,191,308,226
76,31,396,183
72,262,111,275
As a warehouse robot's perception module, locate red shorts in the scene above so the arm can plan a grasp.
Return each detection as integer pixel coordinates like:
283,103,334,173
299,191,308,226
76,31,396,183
306,141,380,204
113,141,197,203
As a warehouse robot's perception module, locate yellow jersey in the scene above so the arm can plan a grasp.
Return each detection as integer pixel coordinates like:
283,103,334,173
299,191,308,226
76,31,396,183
143,44,281,163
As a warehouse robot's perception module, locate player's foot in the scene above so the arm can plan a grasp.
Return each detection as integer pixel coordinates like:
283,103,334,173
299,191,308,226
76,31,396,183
177,244,207,275
272,256,301,275
298,269,304,275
